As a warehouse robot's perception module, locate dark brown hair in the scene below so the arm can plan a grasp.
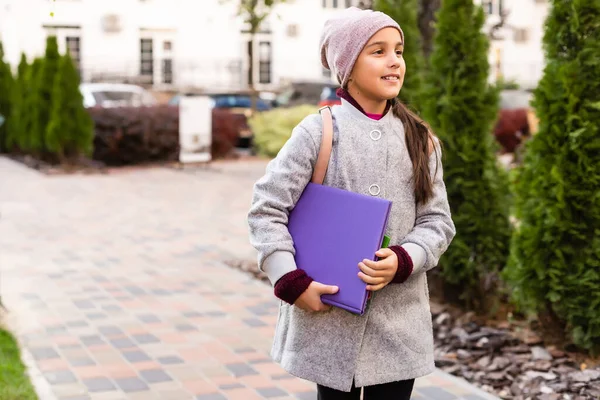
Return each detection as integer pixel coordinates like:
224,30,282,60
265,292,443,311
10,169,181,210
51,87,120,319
390,98,440,204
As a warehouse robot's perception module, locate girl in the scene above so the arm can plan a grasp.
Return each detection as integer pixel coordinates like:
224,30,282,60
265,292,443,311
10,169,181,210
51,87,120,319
247,7,455,400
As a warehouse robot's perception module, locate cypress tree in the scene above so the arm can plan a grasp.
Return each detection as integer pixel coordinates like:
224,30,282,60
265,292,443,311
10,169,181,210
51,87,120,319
46,53,94,161
0,41,13,152
503,0,600,352
5,53,29,152
19,58,43,152
34,36,60,153
421,0,511,308
374,0,426,112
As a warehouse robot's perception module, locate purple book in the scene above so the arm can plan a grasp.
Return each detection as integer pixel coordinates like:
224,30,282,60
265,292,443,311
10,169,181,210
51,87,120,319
287,182,392,315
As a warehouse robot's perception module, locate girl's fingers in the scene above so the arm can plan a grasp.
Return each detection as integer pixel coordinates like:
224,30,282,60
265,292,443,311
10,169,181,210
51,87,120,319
358,271,384,285
358,262,381,277
363,258,392,271
367,283,386,291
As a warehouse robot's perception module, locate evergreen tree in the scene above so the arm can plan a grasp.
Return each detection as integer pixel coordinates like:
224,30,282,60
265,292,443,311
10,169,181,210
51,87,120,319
503,0,600,352
5,53,29,151
34,36,60,153
0,41,14,152
19,58,43,152
421,0,511,309
374,0,426,112
46,53,94,161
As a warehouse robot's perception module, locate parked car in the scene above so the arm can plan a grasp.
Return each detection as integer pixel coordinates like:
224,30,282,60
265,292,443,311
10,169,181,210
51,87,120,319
272,80,340,108
80,83,158,108
168,92,272,114
318,85,342,108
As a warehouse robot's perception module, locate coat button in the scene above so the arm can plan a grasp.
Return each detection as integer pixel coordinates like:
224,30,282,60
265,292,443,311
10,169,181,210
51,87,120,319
369,184,381,196
369,129,382,141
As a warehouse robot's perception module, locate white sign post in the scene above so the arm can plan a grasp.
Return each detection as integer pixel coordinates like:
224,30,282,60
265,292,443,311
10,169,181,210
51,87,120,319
179,96,212,163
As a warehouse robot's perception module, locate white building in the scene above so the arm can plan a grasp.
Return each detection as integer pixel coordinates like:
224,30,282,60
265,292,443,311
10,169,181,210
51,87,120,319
0,0,353,92
0,0,548,93
480,0,549,90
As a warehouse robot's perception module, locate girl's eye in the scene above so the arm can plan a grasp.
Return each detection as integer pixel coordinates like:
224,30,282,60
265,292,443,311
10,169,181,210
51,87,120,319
396,50,404,56
374,49,384,55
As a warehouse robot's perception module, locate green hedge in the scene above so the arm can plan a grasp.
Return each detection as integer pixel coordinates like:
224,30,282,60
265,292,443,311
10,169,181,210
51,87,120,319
248,105,318,157
503,0,600,353
421,0,512,310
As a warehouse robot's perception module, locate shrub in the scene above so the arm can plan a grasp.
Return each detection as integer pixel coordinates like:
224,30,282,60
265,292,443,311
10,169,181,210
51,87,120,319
33,36,60,153
249,105,318,157
0,41,13,152
421,0,512,310
46,52,94,161
503,0,600,353
88,105,180,166
5,54,28,152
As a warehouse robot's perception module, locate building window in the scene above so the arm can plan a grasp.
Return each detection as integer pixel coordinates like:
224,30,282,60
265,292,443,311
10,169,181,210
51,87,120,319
258,41,271,84
65,36,81,75
322,0,344,8
287,24,298,38
140,38,153,84
482,0,493,15
345,0,353,7
513,28,529,43
162,59,173,84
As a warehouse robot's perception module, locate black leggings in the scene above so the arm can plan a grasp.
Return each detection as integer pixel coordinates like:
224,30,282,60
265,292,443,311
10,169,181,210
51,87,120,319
317,379,415,400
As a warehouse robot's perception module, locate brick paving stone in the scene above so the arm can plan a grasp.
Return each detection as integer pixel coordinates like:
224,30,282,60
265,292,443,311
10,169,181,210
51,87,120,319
417,386,459,400
139,369,172,383
257,387,289,398
82,377,116,392
0,157,500,400
114,377,150,392
44,370,78,384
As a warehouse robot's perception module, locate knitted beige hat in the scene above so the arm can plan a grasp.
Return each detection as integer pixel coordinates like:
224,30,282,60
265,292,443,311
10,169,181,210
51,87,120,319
319,7,404,88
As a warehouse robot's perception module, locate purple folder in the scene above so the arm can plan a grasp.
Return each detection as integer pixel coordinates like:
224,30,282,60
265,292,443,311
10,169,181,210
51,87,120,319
287,182,392,315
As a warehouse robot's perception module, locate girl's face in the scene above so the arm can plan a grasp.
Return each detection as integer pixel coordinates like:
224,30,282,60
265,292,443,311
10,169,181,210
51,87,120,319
347,27,405,112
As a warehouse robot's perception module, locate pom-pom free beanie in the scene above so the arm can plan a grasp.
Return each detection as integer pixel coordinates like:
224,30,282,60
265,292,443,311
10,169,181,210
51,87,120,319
319,7,404,88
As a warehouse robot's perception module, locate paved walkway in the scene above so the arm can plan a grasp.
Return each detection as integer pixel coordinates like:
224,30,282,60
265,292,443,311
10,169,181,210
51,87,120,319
0,156,499,400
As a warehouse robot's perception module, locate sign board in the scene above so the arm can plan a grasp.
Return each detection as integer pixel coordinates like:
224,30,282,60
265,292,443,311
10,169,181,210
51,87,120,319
179,96,212,163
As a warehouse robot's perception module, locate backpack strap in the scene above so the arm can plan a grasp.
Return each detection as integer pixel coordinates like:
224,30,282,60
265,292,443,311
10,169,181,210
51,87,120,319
312,106,334,184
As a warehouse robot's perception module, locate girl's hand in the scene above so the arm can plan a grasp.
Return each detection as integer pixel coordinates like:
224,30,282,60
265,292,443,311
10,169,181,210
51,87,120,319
294,281,339,312
358,248,398,291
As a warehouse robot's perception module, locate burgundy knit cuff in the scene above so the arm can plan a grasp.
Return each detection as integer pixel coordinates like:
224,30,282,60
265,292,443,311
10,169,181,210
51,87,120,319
389,245,414,284
274,269,314,305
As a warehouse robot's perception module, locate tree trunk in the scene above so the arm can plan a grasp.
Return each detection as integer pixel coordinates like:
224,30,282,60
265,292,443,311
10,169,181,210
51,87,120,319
417,0,440,59
248,34,258,117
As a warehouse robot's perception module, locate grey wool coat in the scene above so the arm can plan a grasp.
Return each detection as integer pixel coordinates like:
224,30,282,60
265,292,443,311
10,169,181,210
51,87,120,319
247,99,456,392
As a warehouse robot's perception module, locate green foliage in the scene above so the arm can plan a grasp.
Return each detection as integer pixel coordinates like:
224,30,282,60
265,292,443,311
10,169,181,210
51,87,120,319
5,54,29,151
503,0,600,353
46,53,94,160
0,41,14,152
234,0,287,34
249,105,318,157
32,36,60,152
374,0,426,112
17,58,44,152
421,0,511,309
0,328,38,400
495,76,520,90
